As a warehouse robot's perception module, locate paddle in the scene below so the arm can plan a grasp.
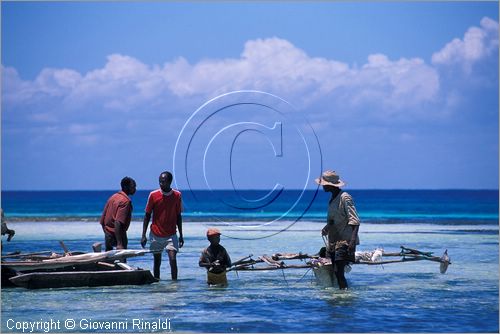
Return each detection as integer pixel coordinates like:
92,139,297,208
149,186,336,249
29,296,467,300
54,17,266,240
59,240,72,256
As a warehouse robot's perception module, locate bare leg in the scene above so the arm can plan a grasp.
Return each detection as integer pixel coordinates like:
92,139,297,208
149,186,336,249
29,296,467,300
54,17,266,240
153,253,162,279
7,229,15,242
335,260,348,290
167,249,178,280
104,233,114,251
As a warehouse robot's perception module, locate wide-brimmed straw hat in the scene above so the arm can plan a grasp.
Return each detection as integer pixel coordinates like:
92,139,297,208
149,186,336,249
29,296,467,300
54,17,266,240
206,228,221,237
315,170,345,187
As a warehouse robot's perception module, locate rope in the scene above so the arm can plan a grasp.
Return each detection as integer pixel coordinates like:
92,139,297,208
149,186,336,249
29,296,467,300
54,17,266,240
322,235,329,248
281,268,289,287
296,267,312,283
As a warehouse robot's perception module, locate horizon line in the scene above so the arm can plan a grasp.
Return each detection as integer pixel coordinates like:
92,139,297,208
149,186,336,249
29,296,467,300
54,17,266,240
1,188,498,192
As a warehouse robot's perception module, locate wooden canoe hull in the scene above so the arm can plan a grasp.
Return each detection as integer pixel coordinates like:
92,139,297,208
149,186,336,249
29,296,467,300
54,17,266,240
9,269,157,289
1,249,149,272
1,266,19,287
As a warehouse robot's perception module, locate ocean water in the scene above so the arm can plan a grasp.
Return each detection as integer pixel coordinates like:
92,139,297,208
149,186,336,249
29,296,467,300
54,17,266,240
1,190,498,333
1,189,498,222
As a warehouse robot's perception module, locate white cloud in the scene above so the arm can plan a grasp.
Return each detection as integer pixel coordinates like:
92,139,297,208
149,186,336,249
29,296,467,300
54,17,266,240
162,38,439,112
347,54,439,110
66,54,166,110
3,17,498,119
2,37,440,113
1,66,82,104
432,17,499,70
1,66,38,104
35,68,82,96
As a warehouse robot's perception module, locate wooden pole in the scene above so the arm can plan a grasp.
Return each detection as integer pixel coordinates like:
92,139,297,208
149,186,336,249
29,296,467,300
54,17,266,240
230,264,311,271
1,251,53,259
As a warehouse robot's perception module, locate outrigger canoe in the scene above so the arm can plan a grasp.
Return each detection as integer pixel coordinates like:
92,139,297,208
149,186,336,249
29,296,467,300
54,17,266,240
227,246,451,288
2,249,157,289
310,246,450,287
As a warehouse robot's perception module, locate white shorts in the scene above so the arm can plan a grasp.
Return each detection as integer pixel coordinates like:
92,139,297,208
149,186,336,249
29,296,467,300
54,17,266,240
149,231,179,253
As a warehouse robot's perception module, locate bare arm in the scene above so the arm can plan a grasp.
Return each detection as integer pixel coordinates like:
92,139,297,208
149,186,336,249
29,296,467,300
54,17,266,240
199,250,212,268
115,221,126,249
141,212,151,248
177,214,184,248
99,203,108,232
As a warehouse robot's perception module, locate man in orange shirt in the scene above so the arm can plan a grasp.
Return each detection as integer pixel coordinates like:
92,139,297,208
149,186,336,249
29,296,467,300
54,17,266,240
100,177,136,251
141,171,184,280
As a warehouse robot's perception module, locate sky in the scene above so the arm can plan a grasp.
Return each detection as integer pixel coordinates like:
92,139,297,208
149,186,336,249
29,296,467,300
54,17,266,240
1,1,498,190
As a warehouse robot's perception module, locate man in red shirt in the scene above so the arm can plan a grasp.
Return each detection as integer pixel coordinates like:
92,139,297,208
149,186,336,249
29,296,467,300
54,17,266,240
100,177,136,251
141,171,184,280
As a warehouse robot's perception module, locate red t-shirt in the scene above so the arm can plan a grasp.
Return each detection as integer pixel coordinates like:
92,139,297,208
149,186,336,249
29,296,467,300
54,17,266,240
145,189,182,237
99,191,133,234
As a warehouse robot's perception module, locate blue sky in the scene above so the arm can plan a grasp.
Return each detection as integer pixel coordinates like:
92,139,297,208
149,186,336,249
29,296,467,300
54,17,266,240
1,2,498,190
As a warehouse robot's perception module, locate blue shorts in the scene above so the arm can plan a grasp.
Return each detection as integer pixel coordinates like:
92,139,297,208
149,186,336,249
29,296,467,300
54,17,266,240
149,231,179,253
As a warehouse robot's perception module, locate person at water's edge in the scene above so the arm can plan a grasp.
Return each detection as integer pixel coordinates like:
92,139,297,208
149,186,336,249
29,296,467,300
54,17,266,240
1,208,16,253
99,177,136,251
141,171,184,280
316,170,360,290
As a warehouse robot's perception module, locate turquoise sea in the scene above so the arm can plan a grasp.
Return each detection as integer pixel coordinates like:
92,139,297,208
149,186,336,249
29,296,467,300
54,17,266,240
1,190,498,333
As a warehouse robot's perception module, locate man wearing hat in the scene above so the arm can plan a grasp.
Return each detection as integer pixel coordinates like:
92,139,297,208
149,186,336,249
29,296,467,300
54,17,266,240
199,228,232,286
315,170,360,290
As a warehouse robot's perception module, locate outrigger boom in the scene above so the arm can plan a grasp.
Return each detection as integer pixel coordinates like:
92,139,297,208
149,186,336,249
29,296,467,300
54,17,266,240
228,253,313,271
227,246,451,276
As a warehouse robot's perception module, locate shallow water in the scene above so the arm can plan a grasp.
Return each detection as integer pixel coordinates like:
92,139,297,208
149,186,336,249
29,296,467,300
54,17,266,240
1,220,498,333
